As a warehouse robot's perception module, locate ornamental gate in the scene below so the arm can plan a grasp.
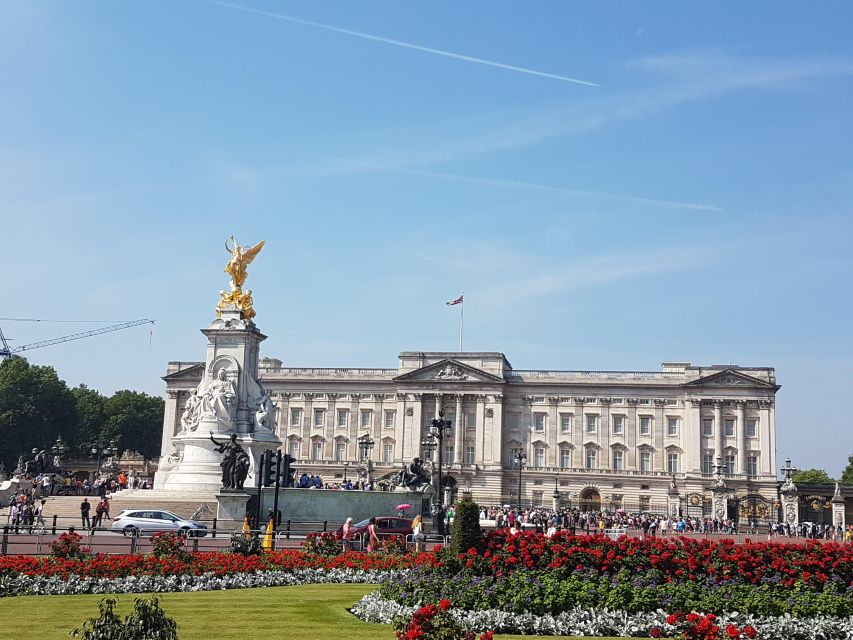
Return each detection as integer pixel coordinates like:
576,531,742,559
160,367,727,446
734,494,773,528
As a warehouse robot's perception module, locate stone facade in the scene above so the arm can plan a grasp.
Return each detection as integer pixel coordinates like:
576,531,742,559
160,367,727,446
160,352,780,518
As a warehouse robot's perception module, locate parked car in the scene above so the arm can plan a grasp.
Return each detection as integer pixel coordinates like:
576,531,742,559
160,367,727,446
332,516,412,540
110,509,209,537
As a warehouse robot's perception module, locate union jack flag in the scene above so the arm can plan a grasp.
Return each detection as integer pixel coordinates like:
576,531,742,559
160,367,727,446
446,294,463,306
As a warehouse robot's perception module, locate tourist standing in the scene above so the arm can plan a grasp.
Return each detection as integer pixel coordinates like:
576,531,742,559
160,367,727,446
411,514,424,552
366,516,380,552
341,517,355,551
80,498,91,529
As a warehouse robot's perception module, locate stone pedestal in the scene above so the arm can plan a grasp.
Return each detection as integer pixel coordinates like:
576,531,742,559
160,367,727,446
552,490,561,512
831,483,845,531
667,492,680,518
216,490,252,526
160,310,281,493
712,487,729,522
780,479,799,528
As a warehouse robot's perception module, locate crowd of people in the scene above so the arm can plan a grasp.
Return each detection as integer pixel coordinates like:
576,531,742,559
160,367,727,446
290,472,399,492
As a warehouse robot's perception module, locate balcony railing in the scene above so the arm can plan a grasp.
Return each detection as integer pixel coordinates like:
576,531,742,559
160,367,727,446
506,370,686,381
274,368,398,378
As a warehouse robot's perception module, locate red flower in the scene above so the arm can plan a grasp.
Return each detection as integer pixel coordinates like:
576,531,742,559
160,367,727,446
725,623,741,638
439,599,452,611
742,625,757,639
649,627,663,638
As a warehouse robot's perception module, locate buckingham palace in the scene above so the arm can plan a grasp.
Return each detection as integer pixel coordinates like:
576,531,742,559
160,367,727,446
159,350,780,520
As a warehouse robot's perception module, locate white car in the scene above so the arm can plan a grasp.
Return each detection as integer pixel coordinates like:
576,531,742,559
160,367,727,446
110,509,208,537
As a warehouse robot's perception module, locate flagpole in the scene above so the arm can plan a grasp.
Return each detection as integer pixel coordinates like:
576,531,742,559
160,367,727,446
459,290,464,352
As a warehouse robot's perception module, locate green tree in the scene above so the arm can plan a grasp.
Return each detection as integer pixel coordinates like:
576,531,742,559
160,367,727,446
103,390,164,459
840,455,853,486
450,494,483,554
71,384,107,453
0,356,76,471
792,468,834,485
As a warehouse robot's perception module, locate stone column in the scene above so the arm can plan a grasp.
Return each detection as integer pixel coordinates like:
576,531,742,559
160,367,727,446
474,395,486,466
407,394,423,462
713,401,723,463
547,397,559,467
490,395,503,466
326,394,338,459
686,399,702,472
736,401,747,474
454,395,463,463
395,393,407,465
600,398,611,469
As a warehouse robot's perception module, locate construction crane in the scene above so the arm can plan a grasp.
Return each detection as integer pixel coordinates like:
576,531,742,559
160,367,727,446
0,319,155,359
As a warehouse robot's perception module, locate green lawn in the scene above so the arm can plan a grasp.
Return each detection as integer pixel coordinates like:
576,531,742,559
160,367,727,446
0,584,621,640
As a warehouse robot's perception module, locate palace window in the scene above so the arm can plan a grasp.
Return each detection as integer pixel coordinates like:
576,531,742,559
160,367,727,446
532,491,544,506
639,416,651,435
639,451,651,472
702,452,713,474
384,410,396,429
464,446,475,464
443,444,454,462
667,452,679,473
747,454,758,478
311,441,323,460
724,453,736,476
724,419,735,437
612,415,624,434
702,418,713,436
585,448,598,469
360,409,372,428
337,409,349,427
534,413,546,432
667,417,678,436
586,414,597,433
465,412,476,428
612,449,624,470
314,409,325,428
335,442,346,461
746,418,758,438
290,408,302,427
289,441,300,459
508,447,523,466
639,496,650,511
560,414,572,433
534,447,545,467
383,443,393,463
559,447,571,468
508,412,521,430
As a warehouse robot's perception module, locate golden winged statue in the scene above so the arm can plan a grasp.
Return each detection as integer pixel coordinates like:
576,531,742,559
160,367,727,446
216,236,265,321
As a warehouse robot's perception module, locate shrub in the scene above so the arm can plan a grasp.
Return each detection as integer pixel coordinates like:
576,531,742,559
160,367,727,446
450,496,482,555
50,531,89,560
381,535,408,556
70,596,178,640
228,532,262,556
393,599,492,640
303,532,342,556
150,532,187,559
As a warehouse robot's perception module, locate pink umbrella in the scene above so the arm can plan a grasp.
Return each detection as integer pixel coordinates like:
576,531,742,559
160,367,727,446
396,503,412,513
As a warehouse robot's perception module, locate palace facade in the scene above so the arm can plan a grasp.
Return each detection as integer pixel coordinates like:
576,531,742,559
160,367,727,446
160,352,780,520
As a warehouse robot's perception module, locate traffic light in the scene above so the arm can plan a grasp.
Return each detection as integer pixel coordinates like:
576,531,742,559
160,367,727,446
262,450,276,487
281,453,295,487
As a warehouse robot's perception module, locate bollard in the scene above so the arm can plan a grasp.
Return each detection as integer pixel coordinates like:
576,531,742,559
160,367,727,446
322,520,328,532
52,514,57,535
1,526,8,555
286,520,291,540
212,518,217,538
130,530,139,555
192,537,199,553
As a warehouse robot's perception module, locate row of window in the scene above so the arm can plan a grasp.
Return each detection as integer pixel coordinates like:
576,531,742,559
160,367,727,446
528,413,681,436
700,452,760,477
509,446,683,473
289,441,479,465
290,408,398,429
702,418,759,438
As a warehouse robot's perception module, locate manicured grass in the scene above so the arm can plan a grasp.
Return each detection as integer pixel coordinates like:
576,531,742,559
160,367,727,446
0,584,621,640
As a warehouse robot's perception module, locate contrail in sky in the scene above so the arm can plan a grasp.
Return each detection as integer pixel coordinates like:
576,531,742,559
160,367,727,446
208,0,599,87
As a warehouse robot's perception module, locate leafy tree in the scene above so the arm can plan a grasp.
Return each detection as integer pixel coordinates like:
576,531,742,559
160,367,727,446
71,384,107,453
792,468,834,485
0,356,76,471
451,494,483,554
103,390,164,460
840,455,853,486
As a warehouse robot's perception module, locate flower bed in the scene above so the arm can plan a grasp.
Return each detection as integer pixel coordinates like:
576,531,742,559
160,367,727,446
352,591,853,639
379,533,853,619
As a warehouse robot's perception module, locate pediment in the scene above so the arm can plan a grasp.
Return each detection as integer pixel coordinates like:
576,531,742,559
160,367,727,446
162,363,204,382
683,369,777,389
394,359,503,383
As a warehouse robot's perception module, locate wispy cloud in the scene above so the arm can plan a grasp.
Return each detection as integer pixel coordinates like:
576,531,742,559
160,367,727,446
207,0,599,87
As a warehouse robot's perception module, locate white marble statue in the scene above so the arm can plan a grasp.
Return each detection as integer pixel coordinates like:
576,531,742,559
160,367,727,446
254,389,274,432
197,369,237,427
180,389,201,432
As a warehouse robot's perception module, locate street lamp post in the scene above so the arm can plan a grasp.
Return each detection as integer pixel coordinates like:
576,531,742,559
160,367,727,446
357,434,374,486
422,409,453,535
342,461,349,484
51,435,66,472
91,440,118,477
514,451,527,509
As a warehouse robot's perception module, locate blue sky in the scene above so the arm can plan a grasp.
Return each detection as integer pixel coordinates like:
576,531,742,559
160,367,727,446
2,2,852,476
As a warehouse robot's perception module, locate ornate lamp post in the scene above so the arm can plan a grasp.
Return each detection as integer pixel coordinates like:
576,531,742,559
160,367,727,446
91,440,118,477
342,461,349,483
552,473,561,512
357,434,374,486
423,409,453,535
514,451,527,509
51,435,66,471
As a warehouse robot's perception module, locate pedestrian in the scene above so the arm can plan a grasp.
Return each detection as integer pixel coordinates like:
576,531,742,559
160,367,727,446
411,514,424,552
80,497,91,529
34,499,46,531
366,516,380,552
341,517,355,551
